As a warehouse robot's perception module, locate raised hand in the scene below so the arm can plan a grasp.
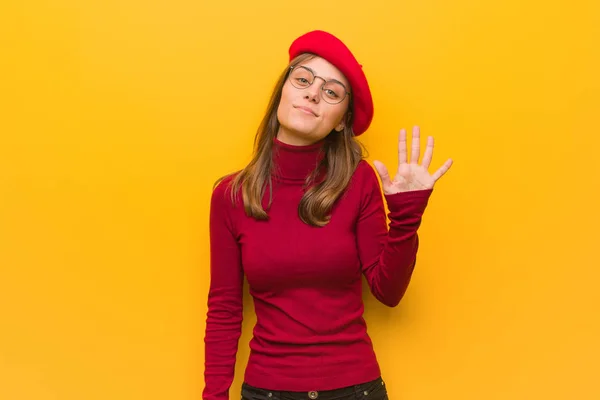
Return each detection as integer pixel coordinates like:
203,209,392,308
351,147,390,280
373,126,453,195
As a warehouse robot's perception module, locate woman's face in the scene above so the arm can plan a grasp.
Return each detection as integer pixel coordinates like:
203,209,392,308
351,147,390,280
276,56,351,146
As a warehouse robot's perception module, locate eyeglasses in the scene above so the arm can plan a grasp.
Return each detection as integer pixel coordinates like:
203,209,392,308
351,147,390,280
288,65,351,104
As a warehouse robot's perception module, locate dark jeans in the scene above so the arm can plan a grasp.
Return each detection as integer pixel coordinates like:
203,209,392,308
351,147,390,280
241,377,389,400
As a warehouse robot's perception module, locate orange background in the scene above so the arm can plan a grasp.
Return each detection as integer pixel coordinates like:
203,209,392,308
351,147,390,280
1,0,599,399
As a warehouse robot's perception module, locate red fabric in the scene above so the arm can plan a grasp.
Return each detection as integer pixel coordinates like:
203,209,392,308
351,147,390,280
288,30,374,136
203,138,432,400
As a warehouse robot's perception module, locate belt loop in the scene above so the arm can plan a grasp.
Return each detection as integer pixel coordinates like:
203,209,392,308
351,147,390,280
354,382,362,399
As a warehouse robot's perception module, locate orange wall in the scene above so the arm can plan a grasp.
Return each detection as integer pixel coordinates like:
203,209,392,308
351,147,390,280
1,1,599,399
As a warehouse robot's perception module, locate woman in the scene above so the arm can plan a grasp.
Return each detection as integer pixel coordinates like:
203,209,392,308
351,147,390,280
203,30,453,400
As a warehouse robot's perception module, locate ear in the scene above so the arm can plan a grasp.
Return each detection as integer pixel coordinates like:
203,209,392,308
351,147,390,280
335,111,351,132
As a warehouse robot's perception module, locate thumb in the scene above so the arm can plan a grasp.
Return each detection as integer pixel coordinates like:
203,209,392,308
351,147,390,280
372,160,391,187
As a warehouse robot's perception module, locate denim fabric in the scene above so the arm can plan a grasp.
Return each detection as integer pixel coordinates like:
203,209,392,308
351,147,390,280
241,377,389,400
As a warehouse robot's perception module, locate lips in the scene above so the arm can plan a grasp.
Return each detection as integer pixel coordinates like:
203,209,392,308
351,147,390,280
294,105,318,117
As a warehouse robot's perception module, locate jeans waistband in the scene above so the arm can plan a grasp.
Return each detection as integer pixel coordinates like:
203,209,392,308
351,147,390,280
241,376,385,400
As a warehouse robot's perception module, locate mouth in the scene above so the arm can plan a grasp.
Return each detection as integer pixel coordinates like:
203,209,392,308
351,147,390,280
294,105,318,117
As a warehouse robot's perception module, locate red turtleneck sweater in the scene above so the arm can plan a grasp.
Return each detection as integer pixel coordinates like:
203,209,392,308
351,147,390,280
203,138,433,400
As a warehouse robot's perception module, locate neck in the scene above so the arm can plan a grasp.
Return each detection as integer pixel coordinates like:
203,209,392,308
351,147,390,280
272,136,325,182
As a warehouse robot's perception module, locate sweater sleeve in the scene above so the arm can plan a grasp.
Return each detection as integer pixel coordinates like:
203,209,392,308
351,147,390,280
203,180,244,400
356,162,432,307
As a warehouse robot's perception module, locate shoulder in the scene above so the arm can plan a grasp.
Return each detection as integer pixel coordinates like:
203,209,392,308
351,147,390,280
353,159,380,187
341,159,382,204
210,172,241,210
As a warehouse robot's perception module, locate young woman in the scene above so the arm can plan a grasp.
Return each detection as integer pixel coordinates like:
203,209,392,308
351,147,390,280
203,30,453,400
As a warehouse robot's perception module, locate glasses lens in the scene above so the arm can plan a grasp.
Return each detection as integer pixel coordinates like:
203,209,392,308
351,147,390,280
289,66,348,104
322,81,346,104
289,67,313,88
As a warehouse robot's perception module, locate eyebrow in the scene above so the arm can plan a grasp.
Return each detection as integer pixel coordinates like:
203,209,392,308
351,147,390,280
303,65,343,83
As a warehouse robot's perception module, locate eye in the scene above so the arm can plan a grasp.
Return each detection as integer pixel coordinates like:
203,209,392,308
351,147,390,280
289,67,313,87
323,81,345,100
324,89,339,98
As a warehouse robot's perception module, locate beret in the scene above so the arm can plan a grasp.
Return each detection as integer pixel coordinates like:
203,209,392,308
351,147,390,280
288,30,374,136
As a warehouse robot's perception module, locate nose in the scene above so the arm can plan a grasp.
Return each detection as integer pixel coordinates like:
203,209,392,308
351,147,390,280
304,79,322,103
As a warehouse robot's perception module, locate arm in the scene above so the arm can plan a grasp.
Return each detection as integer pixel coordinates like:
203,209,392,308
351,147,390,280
364,126,453,306
203,181,243,400
357,163,432,307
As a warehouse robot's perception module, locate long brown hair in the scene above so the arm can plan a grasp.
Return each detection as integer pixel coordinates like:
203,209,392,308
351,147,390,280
216,53,366,227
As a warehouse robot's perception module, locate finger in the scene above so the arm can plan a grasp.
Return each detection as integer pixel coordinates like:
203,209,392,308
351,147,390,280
410,125,420,164
431,158,453,181
372,160,392,187
421,136,434,169
398,129,407,165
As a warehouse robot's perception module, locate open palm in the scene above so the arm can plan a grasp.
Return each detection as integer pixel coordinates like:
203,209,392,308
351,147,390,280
373,126,453,195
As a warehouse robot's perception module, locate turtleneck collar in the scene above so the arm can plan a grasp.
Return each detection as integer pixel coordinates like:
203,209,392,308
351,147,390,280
272,136,325,182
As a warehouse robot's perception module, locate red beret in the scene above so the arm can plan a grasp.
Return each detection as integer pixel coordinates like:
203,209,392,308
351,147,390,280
288,30,374,136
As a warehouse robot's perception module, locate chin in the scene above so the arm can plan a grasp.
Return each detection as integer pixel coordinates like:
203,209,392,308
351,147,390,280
283,119,317,136
293,127,326,140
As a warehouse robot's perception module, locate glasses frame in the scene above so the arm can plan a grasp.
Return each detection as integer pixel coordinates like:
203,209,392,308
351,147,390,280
288,65,351,104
